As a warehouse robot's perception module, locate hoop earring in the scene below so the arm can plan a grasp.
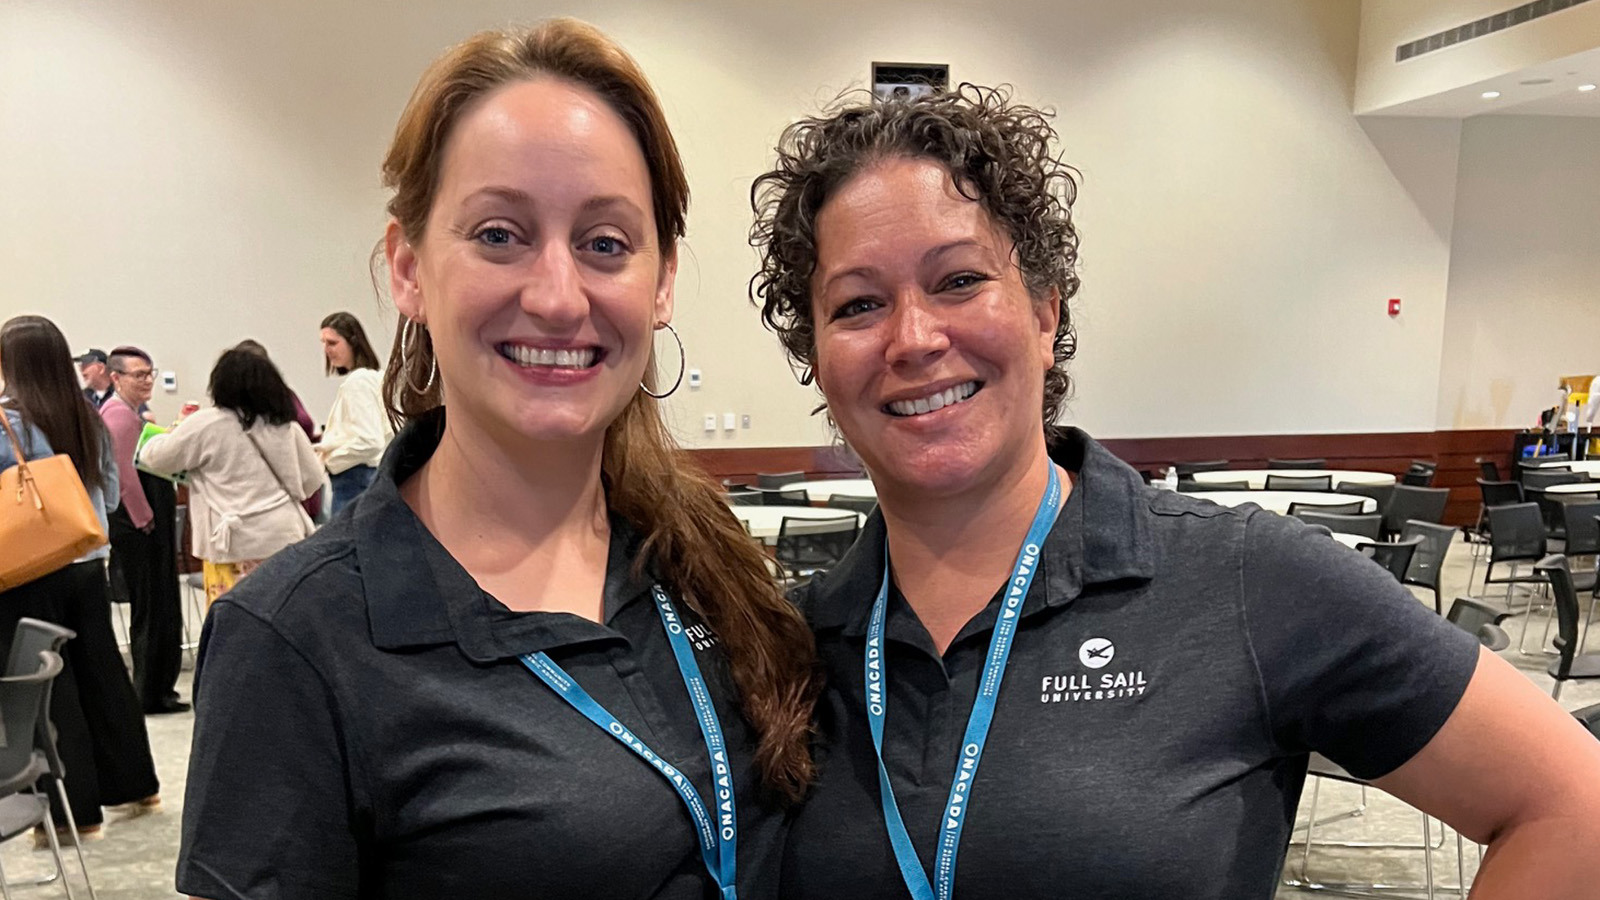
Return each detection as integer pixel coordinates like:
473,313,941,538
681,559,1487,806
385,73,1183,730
400,318,437,393
640,322,685,399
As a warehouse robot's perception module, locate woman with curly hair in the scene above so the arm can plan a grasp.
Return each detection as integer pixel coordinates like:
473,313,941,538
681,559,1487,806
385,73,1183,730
750,86,1600,898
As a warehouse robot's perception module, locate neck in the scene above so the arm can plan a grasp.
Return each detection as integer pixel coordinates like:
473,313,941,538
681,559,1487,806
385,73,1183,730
877,436,1063,653
114,390,140,408
403,412,611,618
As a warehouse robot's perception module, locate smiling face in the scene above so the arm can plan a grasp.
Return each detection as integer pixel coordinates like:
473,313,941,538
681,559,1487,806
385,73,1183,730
810,157,1057,500
386,76,673,450
111,357,155,407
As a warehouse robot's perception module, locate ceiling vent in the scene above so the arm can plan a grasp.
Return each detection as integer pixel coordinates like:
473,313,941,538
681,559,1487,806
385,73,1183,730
1396,0,1593,62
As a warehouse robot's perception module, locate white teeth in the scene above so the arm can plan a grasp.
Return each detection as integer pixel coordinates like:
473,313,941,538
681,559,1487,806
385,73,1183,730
886,382,979,417
499,344,597,369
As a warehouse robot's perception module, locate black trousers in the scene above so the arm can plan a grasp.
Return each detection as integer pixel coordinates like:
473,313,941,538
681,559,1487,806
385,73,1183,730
0,561,161,826
108,472,184,708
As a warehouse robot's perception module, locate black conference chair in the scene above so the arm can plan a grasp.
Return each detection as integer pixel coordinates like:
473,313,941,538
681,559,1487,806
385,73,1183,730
1335,482,1394,520
1401,520,1457,615
1178,479,1251,493
826,494,877,516
756,471,806,489
1468,479,1527,583
1573,702,1600,741
1476,458,1501,482
1287,500,1366,518
1531,555,1600,700
1267,458,1326,470
1381,485,1449,540
1296,511,1381,541
1356,536,1423,583
0,649,74,898
1174,460,1230,477
758,487,812,507
726,490,763,507
1446,597,1511,651
1265,474,1332,492
1401,461,1437,487
775,515,860,584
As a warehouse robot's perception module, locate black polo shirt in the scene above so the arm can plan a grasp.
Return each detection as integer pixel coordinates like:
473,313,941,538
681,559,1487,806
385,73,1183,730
782,428,1479,899
178,414,785,900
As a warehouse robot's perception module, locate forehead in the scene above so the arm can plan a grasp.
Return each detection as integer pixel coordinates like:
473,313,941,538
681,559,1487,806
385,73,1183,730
814,157,1006,271
435,77,652,209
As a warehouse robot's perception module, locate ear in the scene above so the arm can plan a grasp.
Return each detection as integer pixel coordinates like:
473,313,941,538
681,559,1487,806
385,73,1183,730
653,246,678,325
386,220,425,324
1034,286,1061,372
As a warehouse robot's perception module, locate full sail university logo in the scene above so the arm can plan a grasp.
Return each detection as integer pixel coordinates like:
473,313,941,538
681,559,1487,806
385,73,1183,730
1041,637,1148,703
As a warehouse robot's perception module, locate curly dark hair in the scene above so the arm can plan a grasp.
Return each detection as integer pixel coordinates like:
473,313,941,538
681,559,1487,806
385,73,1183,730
749,84,1081,425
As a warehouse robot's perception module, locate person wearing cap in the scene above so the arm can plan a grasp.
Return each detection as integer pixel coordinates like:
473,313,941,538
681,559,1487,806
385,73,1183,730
77,349,114,408
101,345,187,714
749,87,1600,898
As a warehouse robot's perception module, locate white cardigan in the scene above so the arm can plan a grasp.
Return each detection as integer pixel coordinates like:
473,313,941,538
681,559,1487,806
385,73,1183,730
137,408,323,564
320,368,392,474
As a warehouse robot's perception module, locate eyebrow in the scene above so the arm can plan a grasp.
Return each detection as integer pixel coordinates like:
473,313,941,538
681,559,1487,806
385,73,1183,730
460,187,645,220
819,239,993,291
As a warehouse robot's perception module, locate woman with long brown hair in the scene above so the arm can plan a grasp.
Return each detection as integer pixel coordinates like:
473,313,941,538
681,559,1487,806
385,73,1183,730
179,20,817,899
0,315,160,840
316,310,391,513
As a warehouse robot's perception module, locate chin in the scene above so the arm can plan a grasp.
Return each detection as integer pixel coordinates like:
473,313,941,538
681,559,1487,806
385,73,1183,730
863,440,998,500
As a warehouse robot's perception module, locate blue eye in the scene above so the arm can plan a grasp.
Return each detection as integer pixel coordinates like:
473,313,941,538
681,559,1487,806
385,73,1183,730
942,272,986,291
475,226,514,247
586,235,627,255
832,298,881,321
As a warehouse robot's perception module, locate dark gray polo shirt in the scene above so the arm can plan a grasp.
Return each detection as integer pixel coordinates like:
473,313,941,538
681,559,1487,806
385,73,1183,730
178,413,785,900
782,427,1479,899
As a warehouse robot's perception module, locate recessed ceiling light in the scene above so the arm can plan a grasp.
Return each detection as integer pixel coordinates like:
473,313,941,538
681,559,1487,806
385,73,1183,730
1580,84,1598,92
1481,91,1502,99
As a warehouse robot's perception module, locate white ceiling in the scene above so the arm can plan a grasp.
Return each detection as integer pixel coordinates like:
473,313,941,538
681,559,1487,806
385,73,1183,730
1376,44,1600,117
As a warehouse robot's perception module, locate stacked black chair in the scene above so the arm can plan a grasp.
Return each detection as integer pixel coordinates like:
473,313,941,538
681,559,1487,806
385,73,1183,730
1381,485,1449,540
1530,555,1600,699
1267,458,1327,470
1265,474,1332,492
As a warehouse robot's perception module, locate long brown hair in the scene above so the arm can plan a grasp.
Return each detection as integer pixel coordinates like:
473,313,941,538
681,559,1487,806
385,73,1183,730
376,20,818,800
320,311,381,375
0,315,110,491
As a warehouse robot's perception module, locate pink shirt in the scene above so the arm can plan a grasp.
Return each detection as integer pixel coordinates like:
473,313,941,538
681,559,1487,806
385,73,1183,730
100,395,153,529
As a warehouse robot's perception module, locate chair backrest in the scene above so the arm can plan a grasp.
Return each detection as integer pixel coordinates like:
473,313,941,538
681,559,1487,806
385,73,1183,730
1524,470,1585,490
726,490,763,507
825,494,877,516
1477,478,1524,508
1573,702,1600,741
1265,474,1332,492
1532,555,1583,670
759,487,812,506
1559,501,1600,557
1295,511,1381,540
1476,458,1501,481
0,649,63,778
756,471,806,489
1287,500,1366,517
4,617,75,678
775,515,860,571
1267,458,1327,470
1356,536,1423,582
1445,597,1511,650
1174,460,1230,476
1336,481,1395,517
1399,520,1455,591
1400,469,1436,487
1383,485,1449,535
1178,479,1250,492
1485,503,1547,563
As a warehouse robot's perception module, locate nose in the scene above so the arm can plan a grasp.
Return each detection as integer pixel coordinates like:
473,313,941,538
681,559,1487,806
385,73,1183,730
520,241,589,330
883,291,950,368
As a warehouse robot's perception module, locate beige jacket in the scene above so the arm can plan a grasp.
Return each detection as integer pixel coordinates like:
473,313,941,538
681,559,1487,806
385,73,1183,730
137,408,322,563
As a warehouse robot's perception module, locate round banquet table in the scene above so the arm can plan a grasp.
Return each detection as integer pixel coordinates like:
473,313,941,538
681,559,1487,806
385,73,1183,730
1188,490,1377,515
1190,469,1395,489
729,504,864,544
777,478,876,503
1527,459,1600,477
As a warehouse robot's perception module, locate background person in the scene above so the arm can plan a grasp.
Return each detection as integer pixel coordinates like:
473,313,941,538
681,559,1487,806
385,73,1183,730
316,311,390,513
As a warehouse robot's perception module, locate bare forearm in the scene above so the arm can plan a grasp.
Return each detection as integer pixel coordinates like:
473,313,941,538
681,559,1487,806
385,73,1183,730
1470,817,1600,898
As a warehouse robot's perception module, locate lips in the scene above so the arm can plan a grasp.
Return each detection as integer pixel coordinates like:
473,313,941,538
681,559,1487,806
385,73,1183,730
883,381,981,417
496,343,602,369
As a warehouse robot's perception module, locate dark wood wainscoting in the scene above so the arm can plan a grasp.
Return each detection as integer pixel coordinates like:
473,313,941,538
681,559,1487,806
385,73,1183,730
687,429,1522,527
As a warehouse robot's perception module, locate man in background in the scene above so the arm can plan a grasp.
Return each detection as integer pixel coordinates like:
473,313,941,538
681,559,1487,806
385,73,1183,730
100,346,187,714
77,348,114,407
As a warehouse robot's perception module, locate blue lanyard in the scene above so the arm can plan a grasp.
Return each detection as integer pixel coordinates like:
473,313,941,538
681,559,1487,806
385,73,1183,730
866,465,1063,900
520,586,737,900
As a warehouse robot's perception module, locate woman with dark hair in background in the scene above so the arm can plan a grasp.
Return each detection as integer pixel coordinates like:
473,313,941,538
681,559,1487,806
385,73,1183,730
234,338,323,519
138,348,322,606
316,311,391,512
0,315,160,839
179,20,817,899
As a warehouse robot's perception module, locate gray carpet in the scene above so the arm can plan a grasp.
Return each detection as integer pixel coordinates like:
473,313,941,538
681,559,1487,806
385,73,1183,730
3,533,1594,899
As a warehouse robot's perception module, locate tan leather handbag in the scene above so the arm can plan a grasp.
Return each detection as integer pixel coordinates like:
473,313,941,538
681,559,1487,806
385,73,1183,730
0,410,108,591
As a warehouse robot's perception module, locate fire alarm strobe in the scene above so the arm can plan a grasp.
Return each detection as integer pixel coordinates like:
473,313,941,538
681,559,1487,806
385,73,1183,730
1387,298,1402,317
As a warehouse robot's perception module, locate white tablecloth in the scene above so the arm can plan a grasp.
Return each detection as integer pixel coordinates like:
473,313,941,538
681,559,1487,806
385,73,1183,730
730,505,863,543
1528,459,1600,476
778,478,876,503
1541,481,1600,496
1190,469,1395,489
1188,491,1377,515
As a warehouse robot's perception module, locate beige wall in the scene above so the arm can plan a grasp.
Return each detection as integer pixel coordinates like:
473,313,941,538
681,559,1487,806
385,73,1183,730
1356,0,1600,113
0,0,1542,444
1435,115,1600,430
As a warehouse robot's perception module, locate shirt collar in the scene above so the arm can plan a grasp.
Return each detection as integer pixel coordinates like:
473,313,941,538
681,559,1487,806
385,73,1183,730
355,410,657,663
805,427,1157,637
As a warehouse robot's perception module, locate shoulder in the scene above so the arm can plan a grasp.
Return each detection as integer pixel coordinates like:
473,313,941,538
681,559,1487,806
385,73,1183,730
215,518,365,638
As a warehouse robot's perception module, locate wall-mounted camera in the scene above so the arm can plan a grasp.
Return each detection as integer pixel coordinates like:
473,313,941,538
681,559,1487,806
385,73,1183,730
871,62,950,102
